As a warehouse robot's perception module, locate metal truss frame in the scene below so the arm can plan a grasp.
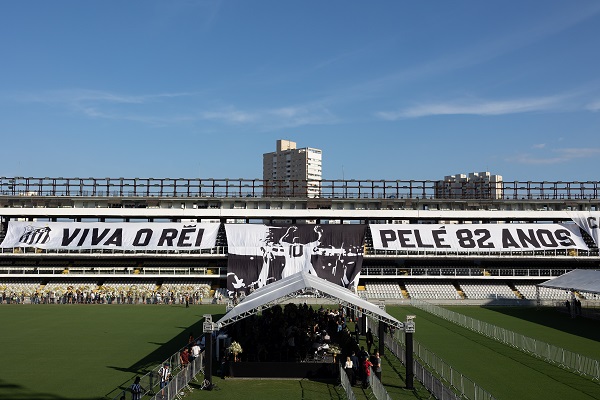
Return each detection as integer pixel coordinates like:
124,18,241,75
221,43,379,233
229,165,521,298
217,287,404,330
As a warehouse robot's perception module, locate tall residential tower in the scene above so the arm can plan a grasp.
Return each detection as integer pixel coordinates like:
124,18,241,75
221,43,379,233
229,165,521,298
263,139,322,197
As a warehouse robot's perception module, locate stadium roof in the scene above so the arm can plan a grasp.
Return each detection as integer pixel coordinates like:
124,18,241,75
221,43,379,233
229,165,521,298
216,271,404,330
539,269,600,295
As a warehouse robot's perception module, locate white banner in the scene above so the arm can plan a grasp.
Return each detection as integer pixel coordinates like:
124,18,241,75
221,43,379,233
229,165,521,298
370,223,588,252
0,221,220,250
568,212,600,248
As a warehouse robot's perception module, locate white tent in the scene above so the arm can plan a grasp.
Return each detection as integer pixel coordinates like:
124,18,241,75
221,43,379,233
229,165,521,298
539,269,600,295
216,271,404,329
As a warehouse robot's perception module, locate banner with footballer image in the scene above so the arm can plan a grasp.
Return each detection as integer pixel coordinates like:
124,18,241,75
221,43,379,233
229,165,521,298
226,224,366,295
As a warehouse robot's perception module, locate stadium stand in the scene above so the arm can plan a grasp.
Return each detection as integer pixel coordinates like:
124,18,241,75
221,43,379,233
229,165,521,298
459,283,517,300
363,282,404,299
404,281,462,300
1,176,600,306
513,283,570,300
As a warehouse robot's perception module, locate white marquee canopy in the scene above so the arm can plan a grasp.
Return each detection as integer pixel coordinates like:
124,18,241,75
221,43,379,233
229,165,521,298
539,269,600,295
216,271,404,330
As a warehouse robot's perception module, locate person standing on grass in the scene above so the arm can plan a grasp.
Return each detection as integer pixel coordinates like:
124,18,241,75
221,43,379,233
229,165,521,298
350,351,359,386
374,351,382,382
344,356,354,384
366,328,374,353
180,347,190,369
363,358,373,389
158,363,171,397
358,346,369,383
191,341,201,364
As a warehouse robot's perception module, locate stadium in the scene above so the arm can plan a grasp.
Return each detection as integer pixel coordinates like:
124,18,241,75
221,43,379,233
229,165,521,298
1,176,600,400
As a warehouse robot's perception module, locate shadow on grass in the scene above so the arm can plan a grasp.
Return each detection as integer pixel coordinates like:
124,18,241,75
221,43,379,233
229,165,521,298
104,309,225,399
381,347,431,400
109,311,226,374
0,378,103,400
481,306,600,342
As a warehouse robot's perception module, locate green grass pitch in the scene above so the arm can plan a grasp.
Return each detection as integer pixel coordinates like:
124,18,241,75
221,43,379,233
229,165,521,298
1,304,599,400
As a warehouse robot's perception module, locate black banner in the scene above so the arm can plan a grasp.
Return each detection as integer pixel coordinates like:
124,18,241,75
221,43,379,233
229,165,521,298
226,224,366,295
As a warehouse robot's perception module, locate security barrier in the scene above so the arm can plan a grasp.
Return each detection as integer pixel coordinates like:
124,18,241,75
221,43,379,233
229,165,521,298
367,318,495,400
386,332,489,400
367,365,392,400
411,299,600,382
338,362,357,400
109,346,204,400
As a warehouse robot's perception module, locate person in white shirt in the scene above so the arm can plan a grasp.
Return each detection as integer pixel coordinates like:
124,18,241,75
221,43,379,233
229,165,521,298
344,356,354,384
191,343,201,362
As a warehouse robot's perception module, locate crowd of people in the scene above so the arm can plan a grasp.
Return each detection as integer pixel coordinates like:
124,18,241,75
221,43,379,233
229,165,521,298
0,290,26,304
565,297,583,318
343,345,382,388
223,303,356,364
0,283,220,305
220,302,384,387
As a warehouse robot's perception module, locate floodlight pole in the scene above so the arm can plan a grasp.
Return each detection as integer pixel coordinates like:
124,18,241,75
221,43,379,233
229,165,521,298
405,316,415,390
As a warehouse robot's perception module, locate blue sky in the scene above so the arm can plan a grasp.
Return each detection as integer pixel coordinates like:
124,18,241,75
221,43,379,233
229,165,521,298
1,1,600,182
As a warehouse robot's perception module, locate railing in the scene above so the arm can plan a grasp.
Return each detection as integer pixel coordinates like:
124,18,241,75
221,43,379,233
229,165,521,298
0,266,593,281
2,245,598,261
147,355,203,400
367,248,600,258
413,362,461,400
361,267,574,278
384,334,462,400
0,266,226,276
107,333,205,400
367,366,393,400
411,299,600,382
366,318,480,400
1,177,599,200
0,246,228,256
338,362,357,400
0,265,588,281
366,318,494,400
108,348,204,400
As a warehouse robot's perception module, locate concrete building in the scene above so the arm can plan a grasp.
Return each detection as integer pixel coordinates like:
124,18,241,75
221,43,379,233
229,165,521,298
263,139,322,197
435,171,503,199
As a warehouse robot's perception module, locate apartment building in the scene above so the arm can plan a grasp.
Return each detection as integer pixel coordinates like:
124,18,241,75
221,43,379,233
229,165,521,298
263,139,322,197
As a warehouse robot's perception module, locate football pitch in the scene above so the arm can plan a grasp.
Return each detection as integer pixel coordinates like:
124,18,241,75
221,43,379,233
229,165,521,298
1,304,599,400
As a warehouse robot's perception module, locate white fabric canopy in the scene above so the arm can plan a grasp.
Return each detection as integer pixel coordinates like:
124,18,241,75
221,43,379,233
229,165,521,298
539,269,600,295
216,271,403,329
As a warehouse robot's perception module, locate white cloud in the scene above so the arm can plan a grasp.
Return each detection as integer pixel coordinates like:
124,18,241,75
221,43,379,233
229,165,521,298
15,89,195,105
376,95,565,120
9,88,338,129
200,108,258,123
532,143,546,149
586,101,600,111
507,148,600,165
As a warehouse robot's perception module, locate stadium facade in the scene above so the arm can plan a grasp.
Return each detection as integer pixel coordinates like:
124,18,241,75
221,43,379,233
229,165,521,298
0,176,599,303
